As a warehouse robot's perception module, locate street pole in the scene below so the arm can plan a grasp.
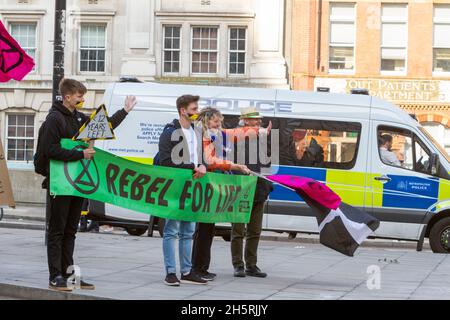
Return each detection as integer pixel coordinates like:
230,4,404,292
46,0,66,245
52,0,66,103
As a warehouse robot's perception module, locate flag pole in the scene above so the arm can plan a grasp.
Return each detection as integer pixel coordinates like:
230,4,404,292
249,170,297,193
46,0,66,246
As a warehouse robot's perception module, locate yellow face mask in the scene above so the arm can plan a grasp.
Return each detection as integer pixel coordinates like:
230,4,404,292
75,101,84,109
188,113,199,121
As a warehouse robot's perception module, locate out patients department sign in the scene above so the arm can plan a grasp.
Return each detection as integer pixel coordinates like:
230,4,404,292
314,78,450,103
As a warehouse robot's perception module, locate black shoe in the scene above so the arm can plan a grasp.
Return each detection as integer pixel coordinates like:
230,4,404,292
245,266,267,278
49,276,72,292
180,271,207,285
234,266,246,277
199,271,217,281
164,273,180,286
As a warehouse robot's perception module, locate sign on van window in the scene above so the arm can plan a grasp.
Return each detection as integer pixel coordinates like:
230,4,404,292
137,123,166,146
278,118,361,170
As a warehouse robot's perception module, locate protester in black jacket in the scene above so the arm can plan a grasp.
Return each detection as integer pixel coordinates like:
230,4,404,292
158,94,209,287
158,119,202,171
41,78,136,291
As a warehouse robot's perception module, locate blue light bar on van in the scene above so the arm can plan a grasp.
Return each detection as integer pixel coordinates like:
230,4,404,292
350,88,369,95
119,76,143,83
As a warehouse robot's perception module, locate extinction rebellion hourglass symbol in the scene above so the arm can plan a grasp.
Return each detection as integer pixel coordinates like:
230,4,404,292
64,146,100,195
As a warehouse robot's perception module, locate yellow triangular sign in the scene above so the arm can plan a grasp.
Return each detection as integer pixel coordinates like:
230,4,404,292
73,104,116,141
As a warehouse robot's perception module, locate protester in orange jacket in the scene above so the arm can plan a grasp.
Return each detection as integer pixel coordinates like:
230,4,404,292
191,107,271,281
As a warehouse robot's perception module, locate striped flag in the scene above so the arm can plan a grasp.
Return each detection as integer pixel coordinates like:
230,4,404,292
268,175,380,256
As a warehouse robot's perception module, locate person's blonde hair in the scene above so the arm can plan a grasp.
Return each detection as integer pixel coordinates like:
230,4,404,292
197,107,224,137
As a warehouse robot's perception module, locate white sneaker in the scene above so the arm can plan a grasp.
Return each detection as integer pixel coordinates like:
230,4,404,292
100,225,114,233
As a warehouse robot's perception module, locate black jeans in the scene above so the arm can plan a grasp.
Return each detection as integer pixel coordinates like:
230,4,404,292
47,191,84,280
192,223,215,273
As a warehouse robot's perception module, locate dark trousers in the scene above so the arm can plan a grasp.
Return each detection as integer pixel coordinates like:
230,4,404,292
231,201,265,269
192,223,215,273
47,191,84,280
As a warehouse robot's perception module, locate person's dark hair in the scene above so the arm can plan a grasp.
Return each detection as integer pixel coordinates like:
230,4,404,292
379,134,393,146
59,78,87,97
176,95,200,113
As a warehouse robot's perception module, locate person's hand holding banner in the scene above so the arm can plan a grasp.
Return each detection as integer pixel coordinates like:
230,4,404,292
193,164,207,180
83,148,96,160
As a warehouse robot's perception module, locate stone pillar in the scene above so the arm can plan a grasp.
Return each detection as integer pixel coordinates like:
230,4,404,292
250,0,287,87
120,0,156,79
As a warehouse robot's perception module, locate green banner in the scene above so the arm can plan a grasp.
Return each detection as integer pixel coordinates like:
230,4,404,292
50,139,257,223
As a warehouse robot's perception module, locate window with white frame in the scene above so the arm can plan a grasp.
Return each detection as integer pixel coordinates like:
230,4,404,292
6,114,35,162
433,5,450,73
228,27,246,75
9,23,37,70
191,27,218,74
80,24,106,73
329,3,355,71
163,26,181,73
381,4,408,73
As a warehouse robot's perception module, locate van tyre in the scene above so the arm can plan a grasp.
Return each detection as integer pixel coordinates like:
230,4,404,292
126,227,147,237
429,217,450,253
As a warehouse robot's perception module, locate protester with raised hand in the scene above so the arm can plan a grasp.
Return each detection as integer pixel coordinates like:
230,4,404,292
230,107,274,279
37,78,136,292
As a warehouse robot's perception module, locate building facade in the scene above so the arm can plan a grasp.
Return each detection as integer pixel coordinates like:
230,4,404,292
287,0,450,156
0,0,288,204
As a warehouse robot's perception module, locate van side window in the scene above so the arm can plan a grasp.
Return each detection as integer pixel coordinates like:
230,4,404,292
377,127,413,169
377,126,432,175
414,136,431,174
278,118,361,170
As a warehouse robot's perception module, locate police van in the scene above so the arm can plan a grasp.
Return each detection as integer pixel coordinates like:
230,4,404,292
87,81,450,253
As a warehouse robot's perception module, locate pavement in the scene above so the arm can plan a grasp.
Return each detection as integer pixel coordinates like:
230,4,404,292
0,227,449,300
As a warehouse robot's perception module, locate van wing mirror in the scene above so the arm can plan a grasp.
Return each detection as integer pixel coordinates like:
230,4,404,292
430,153,440,175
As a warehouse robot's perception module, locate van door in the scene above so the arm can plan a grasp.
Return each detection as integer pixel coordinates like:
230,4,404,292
369,122,439,240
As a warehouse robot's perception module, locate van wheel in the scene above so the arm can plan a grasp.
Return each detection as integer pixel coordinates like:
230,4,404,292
126,227,147,237
429,217,450,253
214,228,231,242
157,218,165,237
